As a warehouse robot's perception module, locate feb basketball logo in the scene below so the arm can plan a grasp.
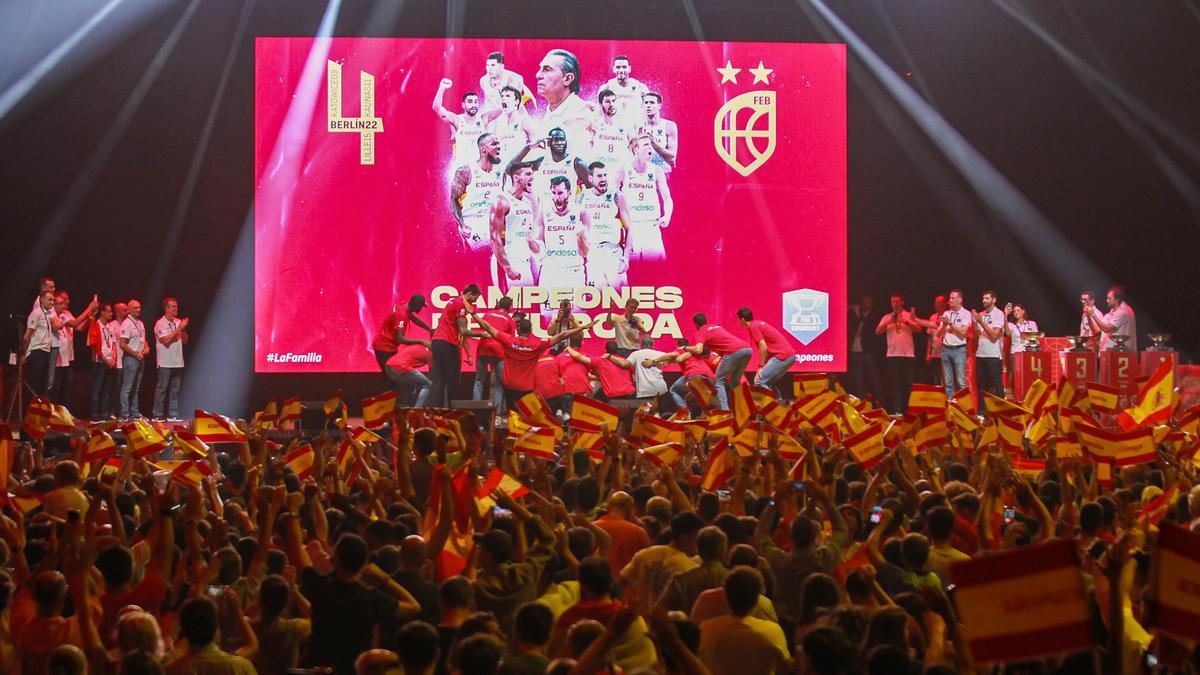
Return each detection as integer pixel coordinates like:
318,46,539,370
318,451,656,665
783,288,828,345
327,60,384,165
713,59,777,176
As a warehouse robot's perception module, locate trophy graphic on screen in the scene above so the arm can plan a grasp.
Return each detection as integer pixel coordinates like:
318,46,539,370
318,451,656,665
782,288,829,345
789,294,822,331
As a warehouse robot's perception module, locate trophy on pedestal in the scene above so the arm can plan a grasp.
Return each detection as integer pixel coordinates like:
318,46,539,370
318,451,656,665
1066,335,1090,352
1109,335,1130,352
1146,333,1174,352
1020,331,1045,353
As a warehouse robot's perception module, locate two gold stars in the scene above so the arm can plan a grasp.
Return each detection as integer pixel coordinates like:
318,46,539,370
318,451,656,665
716,60,773,85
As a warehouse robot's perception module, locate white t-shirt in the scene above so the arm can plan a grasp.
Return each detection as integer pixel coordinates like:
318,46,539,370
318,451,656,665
538,93,592,150
25,306,55,354
877,311,915,358
974,307,1006,359
600,76,648,123
56,310,75,366
1009,320,1039,354
927,312,943,358
940,309,970,348
107,320,124,369
1080,306,1104,338
155,316,185,368
120,316,146,354
629,348,668,398
1101,303,1137,352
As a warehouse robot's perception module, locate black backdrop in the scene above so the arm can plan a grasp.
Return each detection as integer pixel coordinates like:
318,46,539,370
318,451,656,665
2,0,1198,414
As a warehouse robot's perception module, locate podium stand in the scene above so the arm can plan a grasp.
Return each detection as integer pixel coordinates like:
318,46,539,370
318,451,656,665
1059,351,1096,387
1140,351,1178,378
1013,352,1052,401
1100,351,1138,396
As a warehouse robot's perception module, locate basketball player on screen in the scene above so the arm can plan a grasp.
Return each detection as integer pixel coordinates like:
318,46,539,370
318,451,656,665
531,175,590,292
640,92,678,173
600,55,648,124
450,133,505,276
588,89,633,170
434,79,501,169
579,161,631,289
508,127,590,203
617,135,673,263
490,159,542,291
535,49,593,149
490,85,537,168
479,51,532,113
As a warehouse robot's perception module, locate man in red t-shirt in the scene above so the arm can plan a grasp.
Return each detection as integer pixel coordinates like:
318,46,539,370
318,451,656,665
469,307,593,409
647,338,717,413
684,313,752,410
736,307,797,396
557,335,594,398
371,295,431,381
566,341,635,400
386,344,433,407
474,296,515,414
430,285,485,407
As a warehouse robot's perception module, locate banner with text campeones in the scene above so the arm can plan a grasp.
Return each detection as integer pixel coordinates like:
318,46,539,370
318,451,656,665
254,38,846,373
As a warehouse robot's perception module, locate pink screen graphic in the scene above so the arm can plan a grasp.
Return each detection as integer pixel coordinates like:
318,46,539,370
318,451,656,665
255,38,845,372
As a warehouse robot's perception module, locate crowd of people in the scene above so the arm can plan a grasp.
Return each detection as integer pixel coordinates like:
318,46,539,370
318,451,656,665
19,278,188,423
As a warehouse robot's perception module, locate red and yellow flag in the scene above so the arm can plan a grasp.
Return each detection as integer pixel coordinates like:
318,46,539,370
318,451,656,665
793,372,828,399
323,389,344,416
700,439,737,490
47,404,75,433
797,391,840,431
687,377,718,408
514,393,556,426
1020,380,1050,416
953,388,977,416
633,414,684,446
173,430,209,458
514,426,557,460
984,392,1030,419
571,429,606,462
477,467,531,499
570,396,619,432
907,384,946,416
23,398,51,439
170,460,213,487
194,410,246,443
946,401,979,433
0,425,12,498
844,422,885,470
975,422,998,451
914,415,948,451
1146,523,1200,642
279,396,303,424
840,402,868,436
361,391,397,429
123,420,168,458
1077,425,1157,467
1085,382,1121,415
949,539,1092,664
1024,414,1053,448
284,443,315,479
729,383,757,429
256,401,279,430
1117,359,1174,430
995,414,1024,452
706,411,736,438
642,442,684,467
83,430,118,462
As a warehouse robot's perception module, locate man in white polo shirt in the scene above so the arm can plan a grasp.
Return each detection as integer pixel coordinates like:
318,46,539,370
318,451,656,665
628,337,668,403
971,290,1006,399
152,297,189,421
119,299,150,420
1079,291,1104,351
21,290,60,396
51,290,99,407
937,290,971,398
1086,285,1138,353
876,294,922,414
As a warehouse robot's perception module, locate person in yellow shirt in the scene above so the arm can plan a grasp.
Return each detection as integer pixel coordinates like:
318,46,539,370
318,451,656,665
698,567,790,675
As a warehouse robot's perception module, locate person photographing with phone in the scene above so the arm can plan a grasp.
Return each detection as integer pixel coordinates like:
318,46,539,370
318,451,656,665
875,294,921,414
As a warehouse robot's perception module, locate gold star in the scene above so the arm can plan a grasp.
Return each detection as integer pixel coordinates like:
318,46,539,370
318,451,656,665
749,60,773,84
716,60,741,85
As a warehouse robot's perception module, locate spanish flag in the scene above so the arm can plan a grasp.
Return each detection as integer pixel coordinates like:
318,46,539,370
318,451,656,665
1085,382,1121,415
0,425,12,498
1057,378,1081,411
350,426,385,446
995,414,1024,452
700,439,737,490
1053,437,1084,459
1146,523,1200,642
772,429,808,461
677,419,709,444
476,467,531,499
83,430,118,462
123,420,168,458
975,422,998,451
642,442,684,467
1078,425,1157,467
515,393,556,426
946,401,979,433
507,411,533,438
797,391,840,430
194,410,246,443
47,404,75,433
757,397,788,428
633,414,684,446
514,426,557,460
687,377,718,409
793,372,829,399
284,443,315,479
323,389,344,416
706,412,736,438
730,421,765,457
953,388,978,416
570,396,619,432
1024,414,1053,448
949,539,1092,664
335,437,359,475
170,460,214,487
571,430,606,462
256,401,279,430
730,383,757,429
984,392,1030,419
279,396,303,424
749,385,779,410
844,422,885,470
173,429,209,458
840,401,868,436
361,391,397,429
1117,359,1174,431
1178,405,1200,436
907,384,946,416
1020,380,1050,416
1011,456,1046,479
23,398,51,439
914,415,948,451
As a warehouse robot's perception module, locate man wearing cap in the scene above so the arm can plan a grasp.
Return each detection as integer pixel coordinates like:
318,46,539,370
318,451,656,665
472,489,557,633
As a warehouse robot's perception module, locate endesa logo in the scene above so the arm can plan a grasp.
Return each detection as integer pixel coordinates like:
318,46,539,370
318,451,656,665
782,288,828,345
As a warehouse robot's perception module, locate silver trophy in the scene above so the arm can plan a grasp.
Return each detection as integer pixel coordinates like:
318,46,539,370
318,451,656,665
1147,333,1174,352
1109,335,1130,352
1020,331,1045,353
1066,335,1090,352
